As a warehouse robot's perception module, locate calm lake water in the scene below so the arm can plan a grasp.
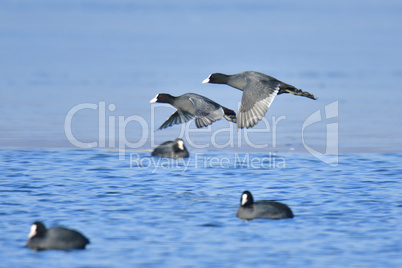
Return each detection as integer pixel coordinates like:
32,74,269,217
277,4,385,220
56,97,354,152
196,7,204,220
1,0,402,267
1,150,402,267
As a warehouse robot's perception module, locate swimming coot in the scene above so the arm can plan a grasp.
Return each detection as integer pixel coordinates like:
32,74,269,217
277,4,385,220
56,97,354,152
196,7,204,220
152,138,189,159
150,93,236,130
26,221,90,250
236,191,294,220
202,71,316,129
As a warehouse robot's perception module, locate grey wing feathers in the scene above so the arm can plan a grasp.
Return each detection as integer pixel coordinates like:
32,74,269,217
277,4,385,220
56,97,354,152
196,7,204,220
158,110,194,130
237,78,280,129
256,201,294,218
189,97,224,128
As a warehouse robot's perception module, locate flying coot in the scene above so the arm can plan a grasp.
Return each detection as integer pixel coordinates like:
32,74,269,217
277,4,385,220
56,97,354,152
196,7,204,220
26,221,90,250
236,191,294,220
202,71,316,129
150,93,236,130
152,138,189,159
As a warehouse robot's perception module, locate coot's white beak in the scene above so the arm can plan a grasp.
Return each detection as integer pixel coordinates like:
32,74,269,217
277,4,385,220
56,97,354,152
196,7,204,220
202,76,210,84
28,224,37,239
150,94,159,103
177,139,184,150
241,194,248,206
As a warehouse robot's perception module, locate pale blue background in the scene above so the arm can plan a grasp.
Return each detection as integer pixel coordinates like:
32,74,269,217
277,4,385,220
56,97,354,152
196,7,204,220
0,0,401,152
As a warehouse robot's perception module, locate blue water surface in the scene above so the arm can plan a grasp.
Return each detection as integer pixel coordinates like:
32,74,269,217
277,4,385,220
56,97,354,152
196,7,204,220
1,149,401,267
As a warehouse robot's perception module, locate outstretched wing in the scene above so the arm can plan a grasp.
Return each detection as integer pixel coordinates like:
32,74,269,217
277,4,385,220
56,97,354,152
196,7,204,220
189,97,224,128
158,110,194,130
237,78,280,129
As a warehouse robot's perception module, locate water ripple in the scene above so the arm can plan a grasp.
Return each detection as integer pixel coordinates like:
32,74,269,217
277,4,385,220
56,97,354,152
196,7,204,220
1,150,402,267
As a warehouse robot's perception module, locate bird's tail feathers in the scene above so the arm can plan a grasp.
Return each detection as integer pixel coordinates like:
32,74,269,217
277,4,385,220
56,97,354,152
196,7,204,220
285,88,316,100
